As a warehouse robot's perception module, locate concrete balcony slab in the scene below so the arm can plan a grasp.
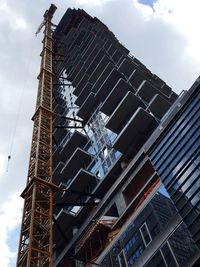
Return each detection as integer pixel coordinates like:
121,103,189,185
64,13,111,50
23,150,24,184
72,68,86,88
92,62,115,94
53,129,68,146
108,44,116,57
60,131,87,160
113,108,157,153
129,69,145,89
68,62,84,81
148,94,171,120
89,55,111,84
84,43,102,70
112,50,123,65
74,74,89,96
75,83,93,107
53,209,75,243
118,58,136,79
106,92,145,133
77,92,96,121
86,49,105,76
53,161,65,185
61,148,92,182
100,78,135,116
53,103,66,115
95,68,125,103
82,37,103,61
138,80,169,103
160,84,172,97
61,169,97,204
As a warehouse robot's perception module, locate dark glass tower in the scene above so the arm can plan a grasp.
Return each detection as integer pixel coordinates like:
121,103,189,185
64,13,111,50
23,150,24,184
51,7,199,267
147,79,200,248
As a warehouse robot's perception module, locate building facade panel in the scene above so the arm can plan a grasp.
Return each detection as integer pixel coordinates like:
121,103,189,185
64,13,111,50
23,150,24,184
148,85,200,247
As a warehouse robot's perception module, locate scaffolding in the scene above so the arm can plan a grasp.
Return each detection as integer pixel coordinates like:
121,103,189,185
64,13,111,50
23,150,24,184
75,218,117,264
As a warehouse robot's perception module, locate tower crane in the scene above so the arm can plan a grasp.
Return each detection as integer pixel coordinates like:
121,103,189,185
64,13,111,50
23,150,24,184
16,4,57,267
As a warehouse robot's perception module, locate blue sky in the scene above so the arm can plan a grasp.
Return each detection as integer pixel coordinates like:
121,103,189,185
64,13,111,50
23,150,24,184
139,0,155,7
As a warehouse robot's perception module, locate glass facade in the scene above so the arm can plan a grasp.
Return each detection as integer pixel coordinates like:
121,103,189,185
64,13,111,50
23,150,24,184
53,72,122,216
149,87,200,247
100,186,198,267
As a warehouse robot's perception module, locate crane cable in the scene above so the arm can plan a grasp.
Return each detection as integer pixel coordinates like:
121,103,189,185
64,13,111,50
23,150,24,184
7,36,35,172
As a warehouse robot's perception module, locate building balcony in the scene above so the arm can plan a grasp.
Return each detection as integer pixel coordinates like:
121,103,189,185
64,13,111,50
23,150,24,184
73,73,89,96
72,67,87,88
53,161,65,185
60,148,92,184
100,78,135,116
75,83,93,107
53,209,75,244
68,62,84,81
53,129,68,147
91,62,115,94
84,43,102,70
82,37,103,62
53,103,66,115
112,50,123,65
129,69,145,89
105,92,145,133
104,38,112,50
61,169,97,204
86,48,105,76
79,33,95,56
148,94,171,120
77,92,96,121
95,68,125,103
113,108,158,153
60,131,88,160
89,55,111,84
73,53,82,69
118,58,136,79
138,80,169,103
107,44,116,57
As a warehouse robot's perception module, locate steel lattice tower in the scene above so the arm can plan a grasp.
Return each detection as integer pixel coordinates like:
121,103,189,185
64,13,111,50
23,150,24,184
16,4,57,267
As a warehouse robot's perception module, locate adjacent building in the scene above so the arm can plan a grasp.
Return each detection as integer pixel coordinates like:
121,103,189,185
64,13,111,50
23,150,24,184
51,8,200,267
146,77,200,249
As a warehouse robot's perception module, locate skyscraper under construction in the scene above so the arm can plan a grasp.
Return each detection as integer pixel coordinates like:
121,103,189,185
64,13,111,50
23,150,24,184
48,7,199,267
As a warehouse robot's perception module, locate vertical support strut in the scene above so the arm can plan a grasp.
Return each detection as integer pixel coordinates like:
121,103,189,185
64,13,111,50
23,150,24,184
16,4,57,267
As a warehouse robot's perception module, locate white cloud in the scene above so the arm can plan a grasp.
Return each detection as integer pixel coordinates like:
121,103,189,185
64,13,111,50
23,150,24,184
75,0,111,7
138,0,200,61
0,155,6,174
0,193,23,267
0,1,27,31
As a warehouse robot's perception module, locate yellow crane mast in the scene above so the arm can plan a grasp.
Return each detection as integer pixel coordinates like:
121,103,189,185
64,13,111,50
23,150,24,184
17,4,57,267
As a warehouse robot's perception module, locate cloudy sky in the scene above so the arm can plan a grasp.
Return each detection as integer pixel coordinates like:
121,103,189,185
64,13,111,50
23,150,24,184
0,0,199,266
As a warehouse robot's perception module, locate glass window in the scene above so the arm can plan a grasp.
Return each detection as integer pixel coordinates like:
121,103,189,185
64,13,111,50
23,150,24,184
158,126,199,177
118,250,128,267
144,251,167,267
161,132,199,185
140,223,152,246
164,146,199,188
168,159,199,198
150,95,200,162
150,224,160,239
127,243,145,267
185,209,199,226
161,242,178,267
155,113,199,169
123,231,140,255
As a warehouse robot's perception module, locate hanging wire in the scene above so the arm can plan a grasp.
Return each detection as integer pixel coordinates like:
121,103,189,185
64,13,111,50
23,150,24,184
7,36,35,172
